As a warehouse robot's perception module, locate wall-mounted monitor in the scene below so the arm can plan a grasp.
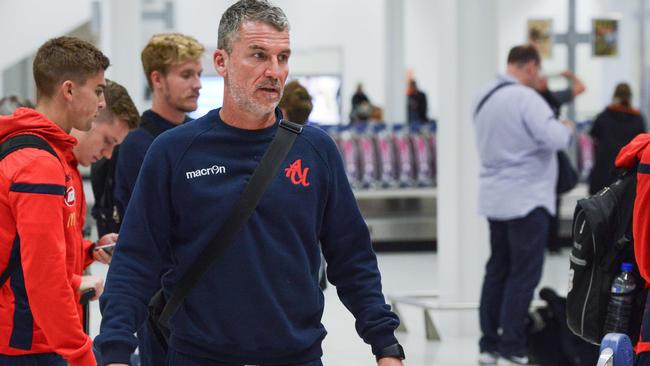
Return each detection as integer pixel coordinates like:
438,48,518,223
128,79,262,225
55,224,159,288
289,75,341,125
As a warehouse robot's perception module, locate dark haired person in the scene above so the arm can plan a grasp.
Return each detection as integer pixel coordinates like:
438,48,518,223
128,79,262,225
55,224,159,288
0,36,111,366
279,80,312,123
72,79,139,167
473,44,573,366
589,82,646,195
96,1,403,365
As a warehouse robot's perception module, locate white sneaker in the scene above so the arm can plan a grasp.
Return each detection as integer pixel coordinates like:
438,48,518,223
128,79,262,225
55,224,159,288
478,351,499,365
497,355,537,365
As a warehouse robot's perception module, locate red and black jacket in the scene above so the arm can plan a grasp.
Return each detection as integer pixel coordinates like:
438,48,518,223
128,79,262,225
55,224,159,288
0,108,95,365
616,133,650,353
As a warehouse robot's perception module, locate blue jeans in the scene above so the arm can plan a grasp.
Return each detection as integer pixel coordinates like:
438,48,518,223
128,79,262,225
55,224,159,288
479,207,550,358
166,348,323,366
0,353,66,366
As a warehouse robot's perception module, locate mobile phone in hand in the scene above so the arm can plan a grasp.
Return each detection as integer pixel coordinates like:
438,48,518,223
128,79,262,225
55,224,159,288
94,242,116,255
80,288,96,304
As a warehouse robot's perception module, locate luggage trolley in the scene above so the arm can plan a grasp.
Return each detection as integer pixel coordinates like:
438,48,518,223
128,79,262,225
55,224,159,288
597,333,634,366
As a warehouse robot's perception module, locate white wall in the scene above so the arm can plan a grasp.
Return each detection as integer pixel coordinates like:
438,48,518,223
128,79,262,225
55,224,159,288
405,0,439,120
176,0,388,123
497,0,643,120
0,0,93,94
0,0,645,123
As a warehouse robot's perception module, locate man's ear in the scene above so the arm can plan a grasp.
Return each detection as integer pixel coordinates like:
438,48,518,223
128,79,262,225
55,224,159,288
60,80,74,102
150,71,163,90
213,49,228,77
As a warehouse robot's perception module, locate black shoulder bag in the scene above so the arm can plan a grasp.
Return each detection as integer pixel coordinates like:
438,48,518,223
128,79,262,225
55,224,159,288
147,119,304,348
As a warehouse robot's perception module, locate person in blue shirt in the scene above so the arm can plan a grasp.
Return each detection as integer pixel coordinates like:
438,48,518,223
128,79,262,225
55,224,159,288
108,33,204,366
95,1,404,365
474,45,573,366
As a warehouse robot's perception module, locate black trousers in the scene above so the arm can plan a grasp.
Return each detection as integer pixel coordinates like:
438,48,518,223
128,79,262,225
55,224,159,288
479,207,550,358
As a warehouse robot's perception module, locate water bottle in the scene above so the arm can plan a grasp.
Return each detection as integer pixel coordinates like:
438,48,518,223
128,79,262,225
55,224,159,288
603,262,637,335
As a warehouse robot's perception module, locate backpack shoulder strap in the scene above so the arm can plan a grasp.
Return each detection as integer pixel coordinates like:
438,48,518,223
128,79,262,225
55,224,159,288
474,81,516,118
0,134,57,161
0,134,58,288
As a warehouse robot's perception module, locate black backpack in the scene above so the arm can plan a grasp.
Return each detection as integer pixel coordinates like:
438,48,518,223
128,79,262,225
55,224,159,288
528,288,600,366
90,119,165,237
566,168,647,344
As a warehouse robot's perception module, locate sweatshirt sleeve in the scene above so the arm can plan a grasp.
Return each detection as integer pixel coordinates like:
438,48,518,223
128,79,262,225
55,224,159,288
6,151,95,366
95,138,171,364
318,137,400,354
522,91,572,151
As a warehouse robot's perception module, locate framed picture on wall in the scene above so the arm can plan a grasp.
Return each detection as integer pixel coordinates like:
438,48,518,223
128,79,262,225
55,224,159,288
592,18,619,57
527,19,553,59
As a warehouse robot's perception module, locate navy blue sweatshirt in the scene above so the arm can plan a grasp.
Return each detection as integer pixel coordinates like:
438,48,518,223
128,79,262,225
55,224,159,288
113,110,178,219
95,109,400,364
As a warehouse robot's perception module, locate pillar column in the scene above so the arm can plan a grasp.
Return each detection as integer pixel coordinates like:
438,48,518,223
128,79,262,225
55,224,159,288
436,0,499,336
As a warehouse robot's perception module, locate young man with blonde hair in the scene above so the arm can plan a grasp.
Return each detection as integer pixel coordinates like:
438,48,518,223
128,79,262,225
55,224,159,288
110,32,203,366
113,32,204,223
0,36,112,366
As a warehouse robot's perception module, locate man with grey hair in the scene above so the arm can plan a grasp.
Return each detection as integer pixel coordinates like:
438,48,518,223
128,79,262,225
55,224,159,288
95,0,404,365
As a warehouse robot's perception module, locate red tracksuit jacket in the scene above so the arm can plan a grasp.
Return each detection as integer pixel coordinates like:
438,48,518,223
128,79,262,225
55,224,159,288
0,108,95,365
616,133,650,353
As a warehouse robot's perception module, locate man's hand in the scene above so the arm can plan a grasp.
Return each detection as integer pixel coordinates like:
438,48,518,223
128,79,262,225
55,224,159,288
378,357,404,366
561,70,586,96
79,275,104,301
93,233,118,264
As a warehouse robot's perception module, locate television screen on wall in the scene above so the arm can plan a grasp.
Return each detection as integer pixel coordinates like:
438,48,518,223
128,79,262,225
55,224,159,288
289,75,341,125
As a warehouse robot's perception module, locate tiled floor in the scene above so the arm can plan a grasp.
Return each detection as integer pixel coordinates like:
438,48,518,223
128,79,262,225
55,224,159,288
88,248,573,365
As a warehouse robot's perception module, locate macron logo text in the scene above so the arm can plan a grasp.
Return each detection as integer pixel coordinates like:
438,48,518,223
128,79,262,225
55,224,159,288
185,165,227,179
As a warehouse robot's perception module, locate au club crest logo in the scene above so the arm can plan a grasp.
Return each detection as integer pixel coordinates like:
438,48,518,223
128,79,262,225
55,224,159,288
284,159,310,187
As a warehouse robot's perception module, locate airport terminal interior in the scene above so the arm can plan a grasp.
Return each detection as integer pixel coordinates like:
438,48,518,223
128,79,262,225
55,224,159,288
1,0,649,365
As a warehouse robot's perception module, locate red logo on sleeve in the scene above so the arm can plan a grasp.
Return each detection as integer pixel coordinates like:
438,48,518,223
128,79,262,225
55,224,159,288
64,186,76,207
284,159,310,187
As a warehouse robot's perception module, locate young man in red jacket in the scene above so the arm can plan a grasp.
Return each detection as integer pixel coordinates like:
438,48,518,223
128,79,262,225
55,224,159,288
0,36,112,366
615,133,650,364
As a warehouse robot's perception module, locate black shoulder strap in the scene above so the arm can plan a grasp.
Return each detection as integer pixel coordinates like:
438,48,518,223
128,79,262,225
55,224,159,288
474,81,516,118
158,119,304,326
0,134,57,161
0,134,58,288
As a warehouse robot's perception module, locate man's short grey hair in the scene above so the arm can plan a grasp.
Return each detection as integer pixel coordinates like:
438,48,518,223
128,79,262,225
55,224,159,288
218,0,289,54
